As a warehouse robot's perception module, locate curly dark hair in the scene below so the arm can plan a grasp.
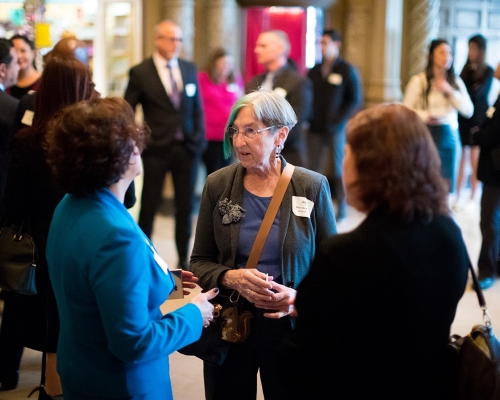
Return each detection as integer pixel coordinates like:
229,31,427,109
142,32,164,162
46,97,150,195
346,103,449,221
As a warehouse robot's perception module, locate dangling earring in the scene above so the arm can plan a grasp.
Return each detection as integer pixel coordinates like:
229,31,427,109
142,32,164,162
275,144,282,159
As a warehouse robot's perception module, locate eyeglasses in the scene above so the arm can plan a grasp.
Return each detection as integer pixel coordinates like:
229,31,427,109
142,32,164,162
157,36,183,43
226,126,275,139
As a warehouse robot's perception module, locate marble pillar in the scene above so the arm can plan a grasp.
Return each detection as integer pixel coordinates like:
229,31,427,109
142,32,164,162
163,0,195,60
365,0,404,105
408,0,440,78
200,0,240,66
205,0,239,52
344,0,403,106
343,0,371,83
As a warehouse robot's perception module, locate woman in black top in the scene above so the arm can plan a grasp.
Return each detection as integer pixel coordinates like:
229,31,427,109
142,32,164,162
281,104,468,399
455,34,494,213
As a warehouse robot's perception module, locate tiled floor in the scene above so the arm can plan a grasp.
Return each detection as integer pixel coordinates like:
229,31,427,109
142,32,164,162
2,189,500,400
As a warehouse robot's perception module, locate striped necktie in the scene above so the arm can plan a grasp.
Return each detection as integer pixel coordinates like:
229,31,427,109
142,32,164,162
167,62,181,109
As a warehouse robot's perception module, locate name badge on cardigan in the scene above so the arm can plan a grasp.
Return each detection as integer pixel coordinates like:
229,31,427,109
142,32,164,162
292,196,314,217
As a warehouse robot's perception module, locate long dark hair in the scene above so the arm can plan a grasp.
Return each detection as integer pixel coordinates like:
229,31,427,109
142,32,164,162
424,39,458,104
460,34,488,86
17,57,99,146
204,48,236,84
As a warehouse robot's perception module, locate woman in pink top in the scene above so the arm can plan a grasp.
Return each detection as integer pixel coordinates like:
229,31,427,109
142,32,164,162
199,48,243,175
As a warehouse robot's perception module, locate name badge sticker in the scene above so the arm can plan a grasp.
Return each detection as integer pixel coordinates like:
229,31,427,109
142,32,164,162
292,196,314,218
185,83,196,97
274,87,288,98
486,106,496,119
328,73,343,85
227,83,238,93
21,110,34,126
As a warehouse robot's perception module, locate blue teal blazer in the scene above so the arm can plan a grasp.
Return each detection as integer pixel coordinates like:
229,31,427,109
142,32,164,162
47,188,202,399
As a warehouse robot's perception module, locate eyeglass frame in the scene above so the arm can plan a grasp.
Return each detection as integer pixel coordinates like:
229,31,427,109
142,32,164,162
226,125,276,139
156,35,183,43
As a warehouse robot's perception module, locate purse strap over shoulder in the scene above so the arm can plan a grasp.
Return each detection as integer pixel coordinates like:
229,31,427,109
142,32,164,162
13,215,31,236
0,210,30,236
467,254,491,328
245,163,295,270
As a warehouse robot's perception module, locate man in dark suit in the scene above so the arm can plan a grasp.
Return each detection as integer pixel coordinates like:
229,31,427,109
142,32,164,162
0,38,19,203
124,20,205,268
307,29,363,221
246,30,312,167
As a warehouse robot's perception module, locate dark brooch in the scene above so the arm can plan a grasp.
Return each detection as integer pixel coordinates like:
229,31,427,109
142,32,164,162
218,198,246,225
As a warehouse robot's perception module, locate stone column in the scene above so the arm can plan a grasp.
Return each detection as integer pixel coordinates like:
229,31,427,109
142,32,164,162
163,0,195,60
408,0,440,77
343,0,371,83
365,0,404,105
205,0,239,54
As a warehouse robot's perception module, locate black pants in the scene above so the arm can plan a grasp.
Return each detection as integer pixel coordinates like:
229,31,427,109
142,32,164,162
478,184,500,279
138,145,198,264
0,291,24,385
307,130,346,219
203,304,292,400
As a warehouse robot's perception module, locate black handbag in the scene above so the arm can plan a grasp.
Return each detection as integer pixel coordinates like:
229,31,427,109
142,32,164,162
177,298,232,366
448,257,500,399
178,163,295,366
0,217,38,295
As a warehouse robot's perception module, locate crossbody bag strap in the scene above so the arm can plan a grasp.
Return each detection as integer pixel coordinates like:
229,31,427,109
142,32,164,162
245,163,295,270
467,253,492,328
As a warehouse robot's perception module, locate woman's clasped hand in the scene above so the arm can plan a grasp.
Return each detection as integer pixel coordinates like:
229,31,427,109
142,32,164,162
224,268,296,318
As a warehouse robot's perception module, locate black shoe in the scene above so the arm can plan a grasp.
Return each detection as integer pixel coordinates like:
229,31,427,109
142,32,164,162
0,372,19,391
177,259,189,270
474,277,495,291
28,386,63,399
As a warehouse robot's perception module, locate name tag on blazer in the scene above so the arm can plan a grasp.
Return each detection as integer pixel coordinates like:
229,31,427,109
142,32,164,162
274,87,288,98
486,106,496,119
328,73,343,85
185,83,197,97
21,110,34,126
227,83,239,93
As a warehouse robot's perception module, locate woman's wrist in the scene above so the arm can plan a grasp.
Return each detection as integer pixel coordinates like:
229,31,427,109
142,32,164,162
218,270,231,289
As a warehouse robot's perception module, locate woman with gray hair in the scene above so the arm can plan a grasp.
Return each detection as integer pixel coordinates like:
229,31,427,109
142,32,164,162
189,90,336,399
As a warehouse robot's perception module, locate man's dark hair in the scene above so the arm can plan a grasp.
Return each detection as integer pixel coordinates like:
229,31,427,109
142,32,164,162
323,29,342,42
0,38,13,66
